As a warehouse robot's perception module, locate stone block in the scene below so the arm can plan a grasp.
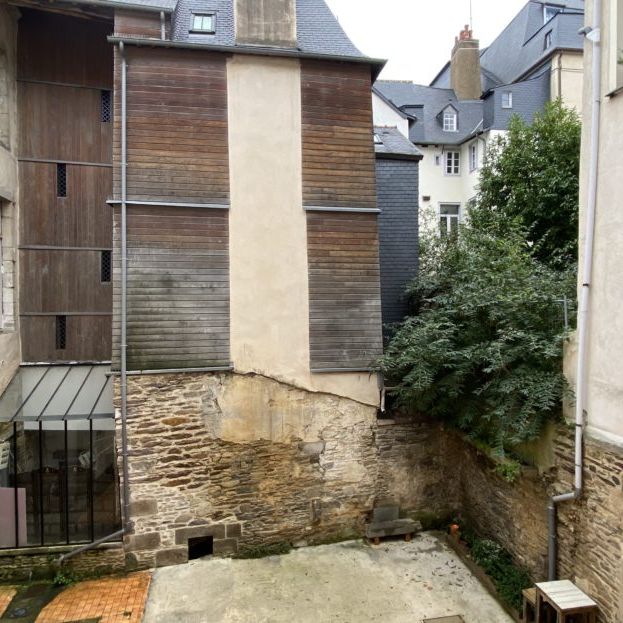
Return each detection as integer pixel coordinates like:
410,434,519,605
372,505,399,522
299,441,326,458
129,499,158,517
126,532,160,552
213,538,238,555
155,548,188,568
226,523,242,538
175,524,225,545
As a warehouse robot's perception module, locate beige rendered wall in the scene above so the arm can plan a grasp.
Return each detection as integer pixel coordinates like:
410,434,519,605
575,0,623,446
0,5,20,395
227,55,379,407
234,0,296,47
551,51,584,113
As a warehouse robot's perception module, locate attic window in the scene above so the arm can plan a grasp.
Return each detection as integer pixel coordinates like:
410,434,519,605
543,5,560,24
373,133,383,145
544,30,553,49
502,92,513,109
443,109,457,132
191,13,216,33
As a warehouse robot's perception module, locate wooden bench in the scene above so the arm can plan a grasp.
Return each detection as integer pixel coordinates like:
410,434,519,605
535,580,598,623
523,587,536,622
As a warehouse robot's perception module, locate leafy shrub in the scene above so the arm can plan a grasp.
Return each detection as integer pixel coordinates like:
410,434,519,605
52,570,77,586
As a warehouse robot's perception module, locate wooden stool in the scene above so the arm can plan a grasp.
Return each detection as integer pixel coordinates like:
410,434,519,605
535,580,598,623
523,587,536,622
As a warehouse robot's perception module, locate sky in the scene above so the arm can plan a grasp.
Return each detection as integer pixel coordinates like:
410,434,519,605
324,0,529,85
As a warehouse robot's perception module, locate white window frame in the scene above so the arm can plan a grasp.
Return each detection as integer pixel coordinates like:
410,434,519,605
445,151,460,176
543,5,559,24
439,203,461,236
502,91,513,109
469,143,478,172
544,30,553,49
191,13,216,33
443,108,458,132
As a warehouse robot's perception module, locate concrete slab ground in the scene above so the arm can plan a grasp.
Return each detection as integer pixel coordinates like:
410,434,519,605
143,533,514,623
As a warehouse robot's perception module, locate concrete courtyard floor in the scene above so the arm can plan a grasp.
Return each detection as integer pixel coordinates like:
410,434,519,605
143,532,514,623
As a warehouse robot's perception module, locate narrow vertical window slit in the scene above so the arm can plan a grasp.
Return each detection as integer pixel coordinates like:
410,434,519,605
56,315,67,350
101,90,112,123
57,163,67,198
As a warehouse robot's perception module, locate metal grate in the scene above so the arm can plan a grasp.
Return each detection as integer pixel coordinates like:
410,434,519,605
101,250,112,283
55,315,66,350
56,163,67,198
101,90,112,123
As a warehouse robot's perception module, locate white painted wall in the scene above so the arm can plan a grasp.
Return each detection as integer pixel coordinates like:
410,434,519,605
372,92,409,138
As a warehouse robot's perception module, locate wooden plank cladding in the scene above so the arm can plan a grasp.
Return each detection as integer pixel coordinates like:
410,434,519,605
307,212,383,370
113,47,229,205
301,60,376,210
19,162,112,248
113,205,230,371
18,83,112,163
17,9,113,88
114,10,165,39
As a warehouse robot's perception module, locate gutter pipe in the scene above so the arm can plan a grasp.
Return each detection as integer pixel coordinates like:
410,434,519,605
548,0,602,581
160,11,165,40
57,41,131,566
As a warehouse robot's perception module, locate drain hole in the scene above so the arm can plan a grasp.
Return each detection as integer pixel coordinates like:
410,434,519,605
188,536,213,560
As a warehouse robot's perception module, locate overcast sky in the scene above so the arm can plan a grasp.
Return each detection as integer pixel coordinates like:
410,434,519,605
324,0,529,84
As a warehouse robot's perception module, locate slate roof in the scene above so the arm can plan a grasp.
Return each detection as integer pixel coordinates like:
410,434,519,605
431,0,584,89
374,126,423,159
375,82,484,146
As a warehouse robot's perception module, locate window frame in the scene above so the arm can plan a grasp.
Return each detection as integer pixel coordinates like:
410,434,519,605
445,150,461,176
439,203,461,236
544,30,553,50
543,5,560,24
502,91,513,109
442,108,458,132
190,12,216,34
469,143,478,172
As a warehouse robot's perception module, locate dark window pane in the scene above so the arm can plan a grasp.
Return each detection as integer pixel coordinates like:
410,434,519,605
92,422,120,540
41,422,66,545
101,90,111,123
101,251,112,283
67,422,91,543
56,315,66,350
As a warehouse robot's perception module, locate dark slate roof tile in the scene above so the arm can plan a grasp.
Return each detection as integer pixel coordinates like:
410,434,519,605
374,126,422,158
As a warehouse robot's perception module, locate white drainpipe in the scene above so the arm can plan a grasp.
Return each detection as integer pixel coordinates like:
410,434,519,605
548,0,602,581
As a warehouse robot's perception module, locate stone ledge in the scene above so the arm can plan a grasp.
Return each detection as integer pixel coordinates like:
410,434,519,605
0,542,123,557
175,525,226,544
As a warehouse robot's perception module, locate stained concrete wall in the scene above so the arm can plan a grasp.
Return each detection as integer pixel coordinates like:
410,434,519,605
551,51,584,113
227,54,379,407
234,0,296,47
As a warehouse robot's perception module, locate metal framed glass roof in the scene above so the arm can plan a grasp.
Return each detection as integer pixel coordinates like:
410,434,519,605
0,365,114,423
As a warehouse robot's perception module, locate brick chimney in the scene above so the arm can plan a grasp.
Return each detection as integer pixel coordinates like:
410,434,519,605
450,25,481,100
235,0,297,48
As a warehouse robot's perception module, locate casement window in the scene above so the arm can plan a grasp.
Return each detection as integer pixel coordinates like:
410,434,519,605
543,5,560,23
443,109,458,132
445,151,460,175
502,91,513,109
439,204,461,236
191,13,216,33
469,143,478,172
544,30,553,50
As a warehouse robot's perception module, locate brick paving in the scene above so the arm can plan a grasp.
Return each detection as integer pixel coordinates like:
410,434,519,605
0,586,18,617
36,572,151,623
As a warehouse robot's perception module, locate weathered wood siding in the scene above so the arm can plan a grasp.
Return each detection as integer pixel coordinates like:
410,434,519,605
114,10,165,39
17,9,113,362
112,206,230,370
302,60,382,369
301,60,376,209
306,212,383,370
113,47,229,204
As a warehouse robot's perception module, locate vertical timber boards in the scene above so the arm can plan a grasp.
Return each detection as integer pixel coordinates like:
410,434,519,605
112,46,229,204
301,60,376,209
17,8,113,362
112,205,230,371
307,212,383,370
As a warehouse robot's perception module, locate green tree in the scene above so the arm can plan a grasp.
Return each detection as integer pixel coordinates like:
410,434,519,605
380,210,575,451
474,100,581,266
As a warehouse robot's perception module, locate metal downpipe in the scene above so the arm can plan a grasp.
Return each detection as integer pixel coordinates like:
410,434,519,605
547,0,602,581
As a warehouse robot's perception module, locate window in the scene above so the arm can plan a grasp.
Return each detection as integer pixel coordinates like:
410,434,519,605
434,154,441,166
101,90,111,123
191,13,216,33
544,30,553,50
443,108,458,132
373,133,382,145
543,5,560,24
469,143,478,172
502,91,513,109
101,251,112,283
56,163,67,198
439,204,460,236
445,151,460,175
55,315,66,350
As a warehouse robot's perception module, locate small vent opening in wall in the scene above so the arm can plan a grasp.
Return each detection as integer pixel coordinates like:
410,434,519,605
56,163,67,198
101,250,112,283
56,315,67,350
101,90,112,123
188,536,213,560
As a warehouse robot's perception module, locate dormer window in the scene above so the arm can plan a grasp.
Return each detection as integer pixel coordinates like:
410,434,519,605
443,108,458,132
373,133,383,145
543,5,560,24
191,13,216,34
544,30,553,50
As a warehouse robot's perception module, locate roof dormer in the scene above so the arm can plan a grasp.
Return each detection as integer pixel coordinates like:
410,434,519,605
439,104,459,132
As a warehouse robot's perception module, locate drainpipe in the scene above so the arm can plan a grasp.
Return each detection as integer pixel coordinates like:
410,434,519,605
548,0,602,581
160,11,165,40
57,42,131,565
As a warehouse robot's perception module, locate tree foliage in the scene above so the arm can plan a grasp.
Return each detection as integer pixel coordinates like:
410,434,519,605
474,100,581,266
